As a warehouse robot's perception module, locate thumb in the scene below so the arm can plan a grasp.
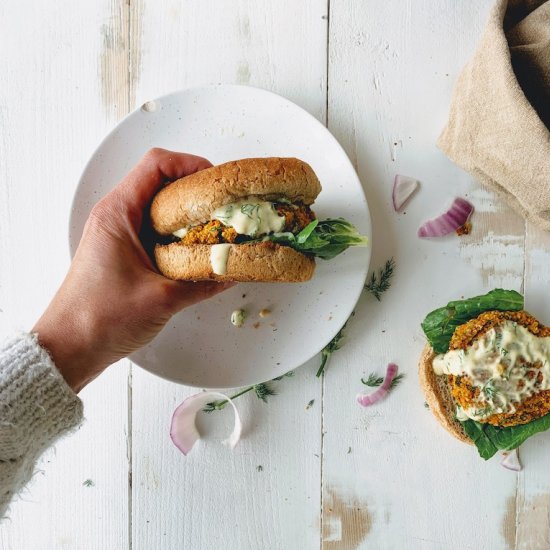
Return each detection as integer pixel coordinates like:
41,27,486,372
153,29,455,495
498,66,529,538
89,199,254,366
107,148,213,229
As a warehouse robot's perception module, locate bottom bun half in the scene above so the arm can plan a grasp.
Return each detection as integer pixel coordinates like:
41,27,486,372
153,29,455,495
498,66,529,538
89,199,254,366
418,344,472,445
154,242,315,282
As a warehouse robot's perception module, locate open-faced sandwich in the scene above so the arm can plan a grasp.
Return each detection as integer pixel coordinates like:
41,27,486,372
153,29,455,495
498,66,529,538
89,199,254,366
419,289,550,459
150,157,368,282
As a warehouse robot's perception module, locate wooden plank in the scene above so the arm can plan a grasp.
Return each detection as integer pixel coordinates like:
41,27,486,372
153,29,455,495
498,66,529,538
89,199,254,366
131,0,327,122
324,1,521,548
0,1,130,548
516,224,550,550
132,364,321,549
129,1,327,548
459,187,525,289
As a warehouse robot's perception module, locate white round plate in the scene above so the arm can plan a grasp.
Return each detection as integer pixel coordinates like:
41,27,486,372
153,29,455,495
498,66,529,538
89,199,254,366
70,85,371,388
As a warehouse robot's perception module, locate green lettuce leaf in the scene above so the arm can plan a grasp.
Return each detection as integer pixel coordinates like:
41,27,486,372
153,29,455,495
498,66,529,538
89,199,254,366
460,419,499,459
420,289,524,354
263,218,368,260
461,414,550,460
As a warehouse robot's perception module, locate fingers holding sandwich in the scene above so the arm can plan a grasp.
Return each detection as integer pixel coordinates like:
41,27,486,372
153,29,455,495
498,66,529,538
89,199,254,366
33,149,230,392
111,148,213,230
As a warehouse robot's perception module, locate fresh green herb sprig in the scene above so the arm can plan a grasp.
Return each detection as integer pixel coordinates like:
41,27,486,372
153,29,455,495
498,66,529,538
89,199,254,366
361,372,405,390
203,372,294,412
365,258,395,301
316,319,350,377
316,257,395,377
482,380,499,400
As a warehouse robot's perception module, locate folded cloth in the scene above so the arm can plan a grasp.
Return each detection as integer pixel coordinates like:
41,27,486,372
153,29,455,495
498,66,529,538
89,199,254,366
438,0,550,231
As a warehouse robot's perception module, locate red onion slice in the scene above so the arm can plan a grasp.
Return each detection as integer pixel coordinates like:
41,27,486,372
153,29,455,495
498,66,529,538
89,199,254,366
393,175,419,211
357,363,399,407
501,448,522,471
418,197,474,238
170,391,242,455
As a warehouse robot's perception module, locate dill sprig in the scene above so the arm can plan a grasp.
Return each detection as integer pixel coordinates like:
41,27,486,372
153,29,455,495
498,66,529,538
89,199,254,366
361,372,384,387
203,372,293,412
254,383,277,403
361,372,405,390
364,258,395,301
482,379,499,400
203,384,275,412
316,319,349,377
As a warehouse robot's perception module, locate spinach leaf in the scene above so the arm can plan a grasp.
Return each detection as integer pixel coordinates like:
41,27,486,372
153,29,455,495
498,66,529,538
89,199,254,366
296,220,318,243
421,289,524,354
263,218,368,260
461,420,499,459
461,413,550,460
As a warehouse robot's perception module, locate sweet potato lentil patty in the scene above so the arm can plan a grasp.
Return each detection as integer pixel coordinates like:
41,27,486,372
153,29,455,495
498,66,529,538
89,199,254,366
179,204,315,245
446,311,550,427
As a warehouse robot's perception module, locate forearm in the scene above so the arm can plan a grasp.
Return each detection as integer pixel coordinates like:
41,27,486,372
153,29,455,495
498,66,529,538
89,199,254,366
0,333,83,518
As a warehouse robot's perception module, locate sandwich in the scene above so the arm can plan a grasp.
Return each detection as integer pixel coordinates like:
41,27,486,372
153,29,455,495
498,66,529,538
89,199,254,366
419,289,550,459
150,157,368,282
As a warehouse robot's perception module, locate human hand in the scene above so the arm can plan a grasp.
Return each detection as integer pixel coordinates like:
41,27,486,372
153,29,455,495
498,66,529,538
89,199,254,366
34,148,232,392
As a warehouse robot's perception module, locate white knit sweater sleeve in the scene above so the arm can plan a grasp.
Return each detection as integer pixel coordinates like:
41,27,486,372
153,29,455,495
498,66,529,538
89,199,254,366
0,333,83,518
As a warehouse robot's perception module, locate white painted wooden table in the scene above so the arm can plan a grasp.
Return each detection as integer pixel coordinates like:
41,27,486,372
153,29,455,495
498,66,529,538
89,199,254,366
1,1,549,548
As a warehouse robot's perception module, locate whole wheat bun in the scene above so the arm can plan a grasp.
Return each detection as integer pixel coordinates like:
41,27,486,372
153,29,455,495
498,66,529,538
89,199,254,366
151,157,322,235
154,241,315,282
418,344,472,444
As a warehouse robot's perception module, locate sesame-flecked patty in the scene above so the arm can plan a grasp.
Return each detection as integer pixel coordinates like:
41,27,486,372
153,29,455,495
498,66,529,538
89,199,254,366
447,311,550,427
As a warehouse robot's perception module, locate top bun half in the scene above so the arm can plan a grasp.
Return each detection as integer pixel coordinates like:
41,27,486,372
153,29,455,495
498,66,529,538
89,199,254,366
150,157,322,235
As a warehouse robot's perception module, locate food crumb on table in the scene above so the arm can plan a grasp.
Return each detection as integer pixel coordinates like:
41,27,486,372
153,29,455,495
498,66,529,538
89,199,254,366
230,309,246,327
456,221,472,236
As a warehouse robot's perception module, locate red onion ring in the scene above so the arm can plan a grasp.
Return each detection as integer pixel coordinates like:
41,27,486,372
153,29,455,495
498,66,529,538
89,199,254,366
170,391,242,455
357,363,399,407
418,197,474,238
500,448,522,471
393,175,419,211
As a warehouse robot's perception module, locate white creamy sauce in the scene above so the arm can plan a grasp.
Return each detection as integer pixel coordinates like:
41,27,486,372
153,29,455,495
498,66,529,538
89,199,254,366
211,199,285,237
172,227,189,238
433,321,550,421
455,407,470,422
210,243,231,275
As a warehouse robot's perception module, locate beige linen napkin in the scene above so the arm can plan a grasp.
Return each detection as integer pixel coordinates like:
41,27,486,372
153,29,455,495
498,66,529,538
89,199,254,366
438,0,550,230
